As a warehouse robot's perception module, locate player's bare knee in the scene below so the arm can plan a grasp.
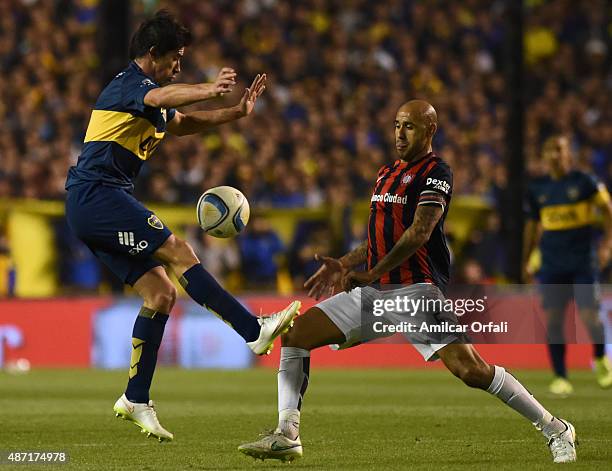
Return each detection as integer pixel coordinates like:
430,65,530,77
176,244,198,270
161,236,199,273
144,283,177,313
281,327,299,347
176,238,198,262
281,326,311,350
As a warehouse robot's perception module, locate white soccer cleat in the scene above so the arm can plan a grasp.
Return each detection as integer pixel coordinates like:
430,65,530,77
113,394,173,442
238,430,303,462
547,419,577,463
247,301,301,355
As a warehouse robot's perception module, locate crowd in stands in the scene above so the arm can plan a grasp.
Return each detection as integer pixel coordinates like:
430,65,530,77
0,0,610,291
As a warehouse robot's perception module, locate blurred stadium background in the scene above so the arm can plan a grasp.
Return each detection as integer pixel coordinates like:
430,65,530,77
0,0,610,371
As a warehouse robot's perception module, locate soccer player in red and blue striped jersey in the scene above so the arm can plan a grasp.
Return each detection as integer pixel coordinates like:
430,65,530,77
239,100,576,464
366,136,452,288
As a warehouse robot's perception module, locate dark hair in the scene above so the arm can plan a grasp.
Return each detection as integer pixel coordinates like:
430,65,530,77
129,10,192,60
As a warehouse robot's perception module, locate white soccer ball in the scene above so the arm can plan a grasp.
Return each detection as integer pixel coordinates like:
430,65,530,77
197,186,250,238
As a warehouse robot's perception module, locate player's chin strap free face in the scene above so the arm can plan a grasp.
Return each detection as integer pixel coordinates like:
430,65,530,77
149,46,183,85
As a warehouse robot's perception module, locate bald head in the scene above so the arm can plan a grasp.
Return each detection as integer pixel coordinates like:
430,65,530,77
398,100,438,127
394,100,437,161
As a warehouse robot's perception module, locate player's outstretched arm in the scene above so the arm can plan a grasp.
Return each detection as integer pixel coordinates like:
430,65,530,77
339,240,368,270
343,205,443,291
303,241,367,299
166,74,267,136
144,67,237,109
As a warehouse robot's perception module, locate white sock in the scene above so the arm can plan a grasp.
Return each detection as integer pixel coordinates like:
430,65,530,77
487,365,565,438
277,347,310,439
278,409,300,441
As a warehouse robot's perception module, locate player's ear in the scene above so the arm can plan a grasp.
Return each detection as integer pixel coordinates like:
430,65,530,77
429,122,437,138
148,46,158,60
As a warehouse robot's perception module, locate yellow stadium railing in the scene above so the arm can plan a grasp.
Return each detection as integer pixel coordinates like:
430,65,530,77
0,196,491,297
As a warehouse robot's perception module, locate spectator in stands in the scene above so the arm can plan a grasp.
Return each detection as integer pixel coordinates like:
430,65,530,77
458,258,495,285
237,216,285,290
288,220,334,290
1,0,610,290
186,226,240,284
463,212,508,281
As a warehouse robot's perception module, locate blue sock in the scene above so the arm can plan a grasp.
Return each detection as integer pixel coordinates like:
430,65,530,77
548,344,567,378
180,264,260,342
125,307,168,403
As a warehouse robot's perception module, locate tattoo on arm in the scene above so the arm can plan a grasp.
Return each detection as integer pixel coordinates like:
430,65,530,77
370,204,443,278
339,240,368,269
410,204,442,243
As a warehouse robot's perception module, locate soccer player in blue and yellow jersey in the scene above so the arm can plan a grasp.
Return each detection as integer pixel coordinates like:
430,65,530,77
65,11,300,441
524,135,612,395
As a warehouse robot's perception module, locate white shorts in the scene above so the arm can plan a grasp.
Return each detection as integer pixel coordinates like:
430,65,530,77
316,284,461,361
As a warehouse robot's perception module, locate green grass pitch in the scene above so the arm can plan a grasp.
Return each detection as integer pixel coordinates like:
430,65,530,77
0,368,610,470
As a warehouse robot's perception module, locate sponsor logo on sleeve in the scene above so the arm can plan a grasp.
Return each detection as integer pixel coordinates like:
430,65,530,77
129,240,149,255
425,177,450,194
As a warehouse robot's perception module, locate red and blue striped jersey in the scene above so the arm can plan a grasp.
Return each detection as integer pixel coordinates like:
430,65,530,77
367,152,453,289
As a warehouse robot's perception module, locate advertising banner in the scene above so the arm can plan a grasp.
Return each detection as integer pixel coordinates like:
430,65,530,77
1,291,609,368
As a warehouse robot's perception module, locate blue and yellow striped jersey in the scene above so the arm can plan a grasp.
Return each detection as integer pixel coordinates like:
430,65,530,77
66,61,175,191
526,170,610,273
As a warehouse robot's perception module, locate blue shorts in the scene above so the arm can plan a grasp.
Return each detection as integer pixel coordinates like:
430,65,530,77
537,270,599,311
65,183,172,286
